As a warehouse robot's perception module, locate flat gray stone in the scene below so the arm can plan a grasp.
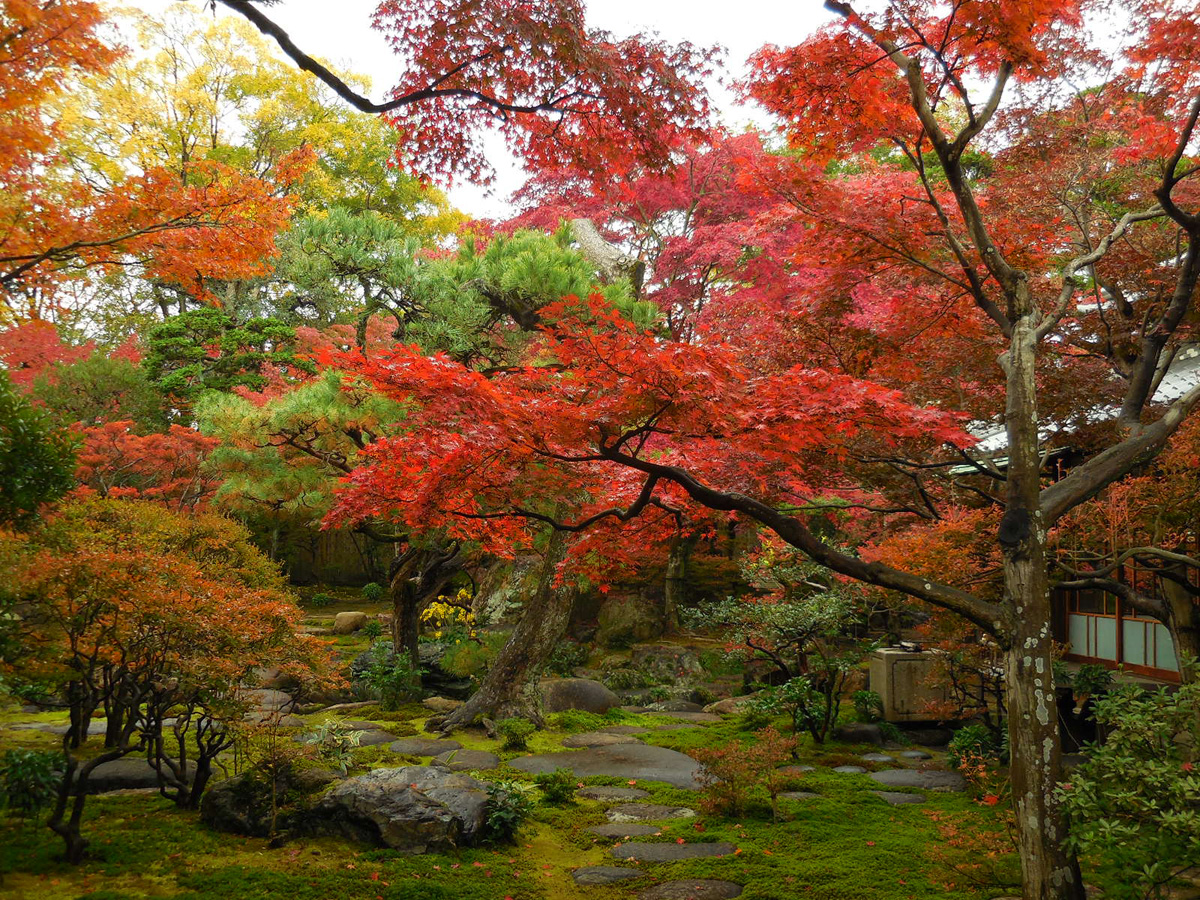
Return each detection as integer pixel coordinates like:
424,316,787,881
870,768,967,792
433,749,499,771
900,750,933,760
579,786,650,801
81,758,190,793
779,791,820,801
563,732,643,748
355,730,399,747
598,725,650,735
573,866,642,885
509,743,704,789
833,765,868,774
612,841,737,862
778,764,815,775
588,823,662,838
653,723,700,731
607,803,695,822
861,753,895,763
872,791,925,806
389,737,462,756
648,700,704,712
640,880,743,900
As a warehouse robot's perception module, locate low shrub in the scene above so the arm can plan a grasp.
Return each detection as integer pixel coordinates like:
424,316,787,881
545,640,589,677
308,592,335,608
693,726,796,819
482,780,535,843
360,642,423,710
361,582,385,602
0,749,62,818
533,768,577,805
302,720,363,775
496,717,536,751
947,723,1008,769
362,620,384,640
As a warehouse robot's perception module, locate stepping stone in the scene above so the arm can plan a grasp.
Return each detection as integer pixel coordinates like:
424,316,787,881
900,750,933,761
640,880,743,900
621,705,651,713
573,866,642,885
389,737,462,756
433,749,500,771
648,700,704,712
510,743,704,789
355,730,399,747
653,723,699,731
580,786,650,801
778,791,820,801
778,764,815,775
870,768,967,791
607,803,695,822
612,841,737,862
598,725,650,735
861,753,895,763
872,791,925,806
833,765,868,774
563,732,643,748
656,711,721,724
588,823,662,838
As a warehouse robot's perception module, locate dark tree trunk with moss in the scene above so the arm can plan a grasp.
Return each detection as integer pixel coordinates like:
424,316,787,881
388,542,462,664
435,531,572,730
663,533,695,634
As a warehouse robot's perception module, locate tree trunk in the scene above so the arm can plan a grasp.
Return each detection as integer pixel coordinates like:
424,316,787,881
663,534,693,635
435,530,571,730
389,570,421,665
1162,575,1200,684
1001,307,1085,900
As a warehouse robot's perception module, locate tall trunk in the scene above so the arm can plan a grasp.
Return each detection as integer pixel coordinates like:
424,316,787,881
1001,306,1085,900
435,530,571,730
1162,575,1200,684
663,534,693,635
389,570,421,665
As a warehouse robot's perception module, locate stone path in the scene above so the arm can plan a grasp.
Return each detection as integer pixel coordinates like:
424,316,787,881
509,742,704,789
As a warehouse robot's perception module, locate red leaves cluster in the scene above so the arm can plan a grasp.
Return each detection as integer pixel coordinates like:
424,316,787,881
328,296,970,568
370,0,717,184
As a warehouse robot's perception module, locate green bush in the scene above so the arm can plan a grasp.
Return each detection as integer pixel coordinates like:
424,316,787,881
362,620,384,640
1057,673,1200,900
852,689,885,722
308,592,335,608
302,720,363,775
361,582,385,602
0,749,63,818
947,723,1008,769
441,632,506,680
361,644,423,709
533,768,577,805
496,717,535,751
482,780,535,843
545,640,589,677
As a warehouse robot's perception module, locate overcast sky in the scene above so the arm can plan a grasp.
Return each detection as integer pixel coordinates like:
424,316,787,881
124,0,831,217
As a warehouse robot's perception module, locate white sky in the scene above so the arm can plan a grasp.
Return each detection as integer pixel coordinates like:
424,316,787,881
124,0,831,218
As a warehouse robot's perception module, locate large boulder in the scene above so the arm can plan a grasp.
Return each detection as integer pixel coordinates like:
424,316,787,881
333,611,369,635
303,766,489,853
631,644,703,681
539,678,620,714
596,594,662,648
82,758,190,793
201,768,340,837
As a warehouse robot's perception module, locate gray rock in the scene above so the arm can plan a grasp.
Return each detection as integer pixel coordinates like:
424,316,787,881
900,726,953,747
639,880,743,900
432,749,500,772
648,700,704,713
563,732,643,749
83,758,188,793
607,803,696,822
579,786,650,801
779,791,821,801
870,768,967,792
631,644,703,681
612,841,737,862
596,595,663,648
598,725,651,735
587,823,662,838
833,722,883,746
246,688,293,712
900,750,933,761
861,753,895,763
332,611,369,635
390,737,463,756
703,696,756,715
354,730,398,747
872,791,925,806
201,773,270,835
305,766,489,852
540,678,621,714
778,765,815,775
422,697,463,714
510,743,704,789
572,866,642,885
833,765,869,774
